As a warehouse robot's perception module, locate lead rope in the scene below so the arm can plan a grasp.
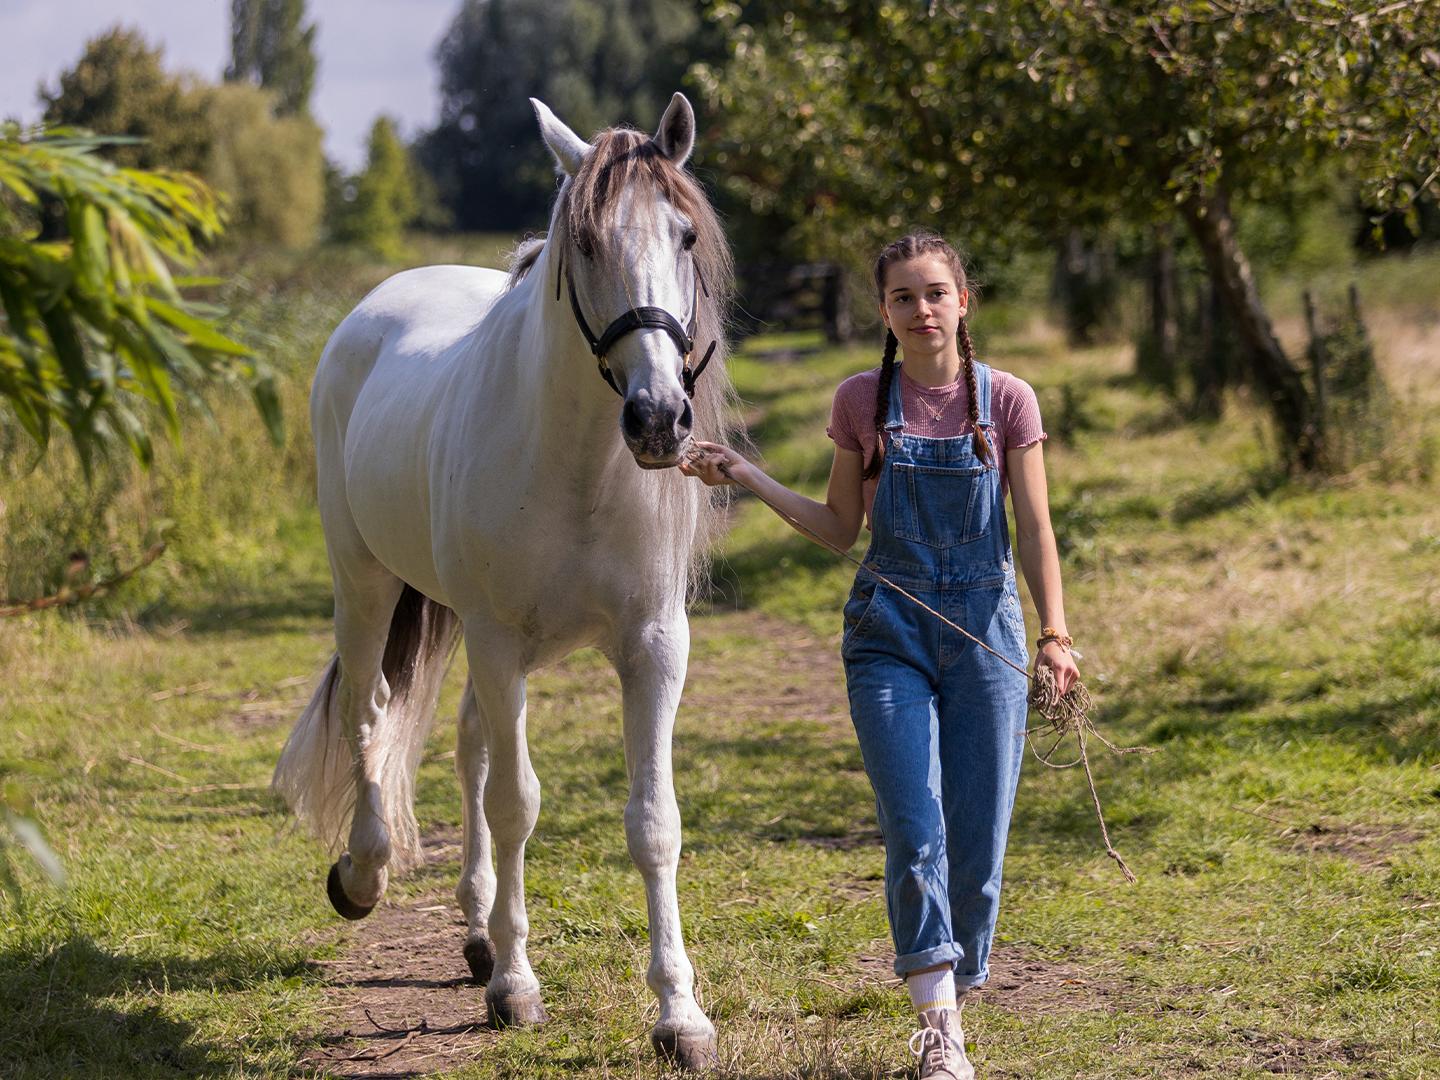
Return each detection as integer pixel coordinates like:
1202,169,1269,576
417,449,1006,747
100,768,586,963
694,451,1152,883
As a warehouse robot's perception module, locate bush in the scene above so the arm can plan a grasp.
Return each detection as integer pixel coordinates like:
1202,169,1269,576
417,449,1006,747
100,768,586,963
328,116,419,259
40,26,210,173
200,82,325,250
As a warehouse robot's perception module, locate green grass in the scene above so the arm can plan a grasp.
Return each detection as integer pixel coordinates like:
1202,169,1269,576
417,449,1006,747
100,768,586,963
0,245,1437,1077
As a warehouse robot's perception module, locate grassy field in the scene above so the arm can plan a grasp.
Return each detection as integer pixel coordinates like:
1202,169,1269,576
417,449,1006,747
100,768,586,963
0,241,1437,1078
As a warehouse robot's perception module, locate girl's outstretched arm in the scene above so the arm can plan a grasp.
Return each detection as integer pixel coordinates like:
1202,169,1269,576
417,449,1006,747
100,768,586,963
680,440,866,553
1008,441,1080,694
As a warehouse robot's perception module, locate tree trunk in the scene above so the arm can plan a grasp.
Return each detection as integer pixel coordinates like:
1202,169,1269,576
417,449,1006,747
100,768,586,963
1191,278,1230,420
1136,224,1180,391
1151,229,1179,368
1052,229,1117,347
1180,190,1325,471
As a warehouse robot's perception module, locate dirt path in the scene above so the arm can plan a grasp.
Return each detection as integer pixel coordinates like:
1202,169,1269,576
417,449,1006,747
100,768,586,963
300,885,491,1078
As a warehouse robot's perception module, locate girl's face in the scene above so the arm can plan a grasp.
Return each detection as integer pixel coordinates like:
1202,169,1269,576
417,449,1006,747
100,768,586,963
879,255,968,357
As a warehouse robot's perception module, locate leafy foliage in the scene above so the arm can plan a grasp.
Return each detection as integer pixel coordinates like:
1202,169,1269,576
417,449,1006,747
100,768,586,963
226,0,319,118
330,117,420,259
697,0,1440,258
39,26,212,173
201,82,326,250
696,0,1440,470
0,126,281,471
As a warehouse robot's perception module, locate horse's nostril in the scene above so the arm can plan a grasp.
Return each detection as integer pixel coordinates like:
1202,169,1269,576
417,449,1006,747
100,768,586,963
677,399,693,435
622,399,646,440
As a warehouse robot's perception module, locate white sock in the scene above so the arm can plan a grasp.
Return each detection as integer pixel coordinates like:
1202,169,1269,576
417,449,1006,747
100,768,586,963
907,967,957,1014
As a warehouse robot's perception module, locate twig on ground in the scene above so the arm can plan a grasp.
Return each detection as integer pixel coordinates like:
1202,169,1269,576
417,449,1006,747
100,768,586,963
120,754,190,784
150,682,216,702
149,725,223,752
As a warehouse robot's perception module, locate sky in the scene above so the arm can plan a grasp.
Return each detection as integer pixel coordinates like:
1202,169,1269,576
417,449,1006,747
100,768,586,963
0,0,461,171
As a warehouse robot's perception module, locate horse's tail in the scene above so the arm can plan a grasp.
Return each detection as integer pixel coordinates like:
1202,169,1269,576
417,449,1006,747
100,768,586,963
273,585,461,875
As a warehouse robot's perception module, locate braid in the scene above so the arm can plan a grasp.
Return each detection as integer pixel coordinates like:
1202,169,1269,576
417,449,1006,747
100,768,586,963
958,316,992,464
863,330,899,480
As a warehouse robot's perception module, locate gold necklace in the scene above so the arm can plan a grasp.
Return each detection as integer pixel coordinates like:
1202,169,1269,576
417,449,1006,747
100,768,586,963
914,384,960,423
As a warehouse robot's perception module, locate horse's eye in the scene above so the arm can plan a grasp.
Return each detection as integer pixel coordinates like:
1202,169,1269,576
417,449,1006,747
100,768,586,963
681,229,698,251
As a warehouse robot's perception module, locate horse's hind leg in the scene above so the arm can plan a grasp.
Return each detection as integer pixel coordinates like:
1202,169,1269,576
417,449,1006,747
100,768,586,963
614,615,717,1068
461,623,546,1026
326,553,406,916
455,677,498,982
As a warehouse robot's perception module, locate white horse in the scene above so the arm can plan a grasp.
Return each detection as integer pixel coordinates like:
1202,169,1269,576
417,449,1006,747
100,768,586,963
274,92,735,1068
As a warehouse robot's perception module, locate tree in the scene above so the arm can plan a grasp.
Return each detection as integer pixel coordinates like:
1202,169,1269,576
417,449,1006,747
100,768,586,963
417,0,702,230
226,0,318,117
330,116,420,259
696,0,1440,471
0,126,281,470
40,26,211,172
201,81,326,249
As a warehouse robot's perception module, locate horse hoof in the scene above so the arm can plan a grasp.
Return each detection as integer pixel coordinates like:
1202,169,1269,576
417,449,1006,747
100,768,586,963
464,935,496,984
652,1028,719,1070
486,990,548,1028
326,862,375,921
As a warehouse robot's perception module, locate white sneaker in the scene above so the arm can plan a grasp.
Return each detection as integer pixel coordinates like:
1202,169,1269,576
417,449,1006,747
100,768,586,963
909,1006,974,1080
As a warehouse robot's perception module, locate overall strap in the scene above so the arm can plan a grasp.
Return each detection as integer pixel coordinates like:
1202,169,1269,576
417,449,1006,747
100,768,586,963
975,361,994,429
885,362,906,433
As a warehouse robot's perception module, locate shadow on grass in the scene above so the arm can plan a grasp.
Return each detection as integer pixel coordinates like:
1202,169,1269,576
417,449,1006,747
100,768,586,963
141,580,337,638
1170,465,1289,524
1119,674,1438,767
0,935,311,1078
707,527,849,612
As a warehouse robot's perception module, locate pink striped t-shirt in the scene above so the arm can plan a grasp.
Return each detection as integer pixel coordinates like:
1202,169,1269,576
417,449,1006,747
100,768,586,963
826,365,1046,529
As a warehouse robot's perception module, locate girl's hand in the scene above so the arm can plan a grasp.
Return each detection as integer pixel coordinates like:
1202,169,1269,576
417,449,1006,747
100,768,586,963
679,440,752,487
1037,639,1079,696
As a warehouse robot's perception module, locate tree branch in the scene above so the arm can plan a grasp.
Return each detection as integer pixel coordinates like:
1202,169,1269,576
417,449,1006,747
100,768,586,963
0,541,166,617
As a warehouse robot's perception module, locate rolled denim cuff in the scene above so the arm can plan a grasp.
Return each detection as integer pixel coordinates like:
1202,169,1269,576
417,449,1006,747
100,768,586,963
893,942,963,979
956,967,990,990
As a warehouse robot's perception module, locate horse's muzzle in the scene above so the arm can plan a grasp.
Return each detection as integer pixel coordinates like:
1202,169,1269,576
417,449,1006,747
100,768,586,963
623,396,693,467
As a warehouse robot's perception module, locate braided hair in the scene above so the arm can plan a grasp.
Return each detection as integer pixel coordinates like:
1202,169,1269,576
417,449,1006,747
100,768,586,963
862,231,989,481
864,330,900,480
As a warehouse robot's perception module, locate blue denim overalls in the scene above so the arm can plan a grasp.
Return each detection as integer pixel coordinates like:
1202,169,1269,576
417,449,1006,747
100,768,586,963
841,361,1029,987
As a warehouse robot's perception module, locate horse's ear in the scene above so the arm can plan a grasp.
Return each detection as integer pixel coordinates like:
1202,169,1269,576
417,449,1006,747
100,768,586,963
653,92,695,167
531,98,589,176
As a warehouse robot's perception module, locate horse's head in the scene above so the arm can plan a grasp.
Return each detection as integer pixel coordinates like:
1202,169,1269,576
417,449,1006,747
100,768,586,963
533,93,721,469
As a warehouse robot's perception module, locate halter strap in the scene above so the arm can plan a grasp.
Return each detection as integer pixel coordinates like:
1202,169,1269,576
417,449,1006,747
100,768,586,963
557,244,715,398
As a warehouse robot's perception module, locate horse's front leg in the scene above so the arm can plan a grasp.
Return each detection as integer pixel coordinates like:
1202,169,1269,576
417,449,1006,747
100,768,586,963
615,614,717,1068
461,627,546,1027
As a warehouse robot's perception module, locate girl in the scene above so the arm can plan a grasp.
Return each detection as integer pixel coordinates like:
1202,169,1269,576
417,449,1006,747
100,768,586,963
680,231,1078,1080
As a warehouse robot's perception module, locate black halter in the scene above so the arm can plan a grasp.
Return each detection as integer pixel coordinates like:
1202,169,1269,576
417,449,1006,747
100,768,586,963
556,246,718,398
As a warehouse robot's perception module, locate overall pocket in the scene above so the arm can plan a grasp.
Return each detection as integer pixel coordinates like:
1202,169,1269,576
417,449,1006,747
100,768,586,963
841,579,885,651
890,462,991,547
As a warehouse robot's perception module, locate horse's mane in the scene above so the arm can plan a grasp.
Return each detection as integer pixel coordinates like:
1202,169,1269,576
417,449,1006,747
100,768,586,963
509,126,744,602
507,235,546,282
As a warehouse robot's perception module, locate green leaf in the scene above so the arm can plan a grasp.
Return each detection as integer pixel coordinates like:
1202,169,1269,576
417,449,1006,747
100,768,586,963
104,397,154,468
116,320,181,440
145,297,253,357
252,367,285,446
37,302,90,409
67,200,113,320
